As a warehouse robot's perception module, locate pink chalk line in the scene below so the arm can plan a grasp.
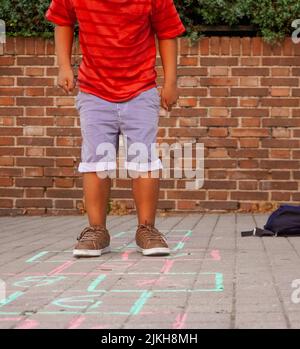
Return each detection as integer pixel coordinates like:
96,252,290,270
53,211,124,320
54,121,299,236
137,260,175,287
0,317,22,322
48,261,74,276
160,260,174,274
137,279,158,287
210,249,221,261
172,313,187,329
15,319,39,329
121,250,134,261
68,315,86,329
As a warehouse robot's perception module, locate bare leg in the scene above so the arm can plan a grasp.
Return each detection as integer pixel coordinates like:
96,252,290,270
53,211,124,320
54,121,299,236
132,171,160,226
83,172,111,228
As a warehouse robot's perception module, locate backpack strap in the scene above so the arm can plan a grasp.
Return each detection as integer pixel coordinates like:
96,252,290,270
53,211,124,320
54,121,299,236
241,227,276,237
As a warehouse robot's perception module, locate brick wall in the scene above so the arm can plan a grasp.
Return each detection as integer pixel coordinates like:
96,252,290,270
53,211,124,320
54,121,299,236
0,36,300,216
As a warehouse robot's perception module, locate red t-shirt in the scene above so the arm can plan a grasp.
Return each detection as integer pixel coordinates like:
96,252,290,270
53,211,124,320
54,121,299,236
45,0,186,102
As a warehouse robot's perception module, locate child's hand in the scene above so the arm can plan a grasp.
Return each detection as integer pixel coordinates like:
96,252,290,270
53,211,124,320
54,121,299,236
160,82,178,111
57,65,75,95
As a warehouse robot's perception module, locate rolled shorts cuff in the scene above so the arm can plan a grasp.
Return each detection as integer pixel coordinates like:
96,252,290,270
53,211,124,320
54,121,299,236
125,159,163,172
78,161,117,173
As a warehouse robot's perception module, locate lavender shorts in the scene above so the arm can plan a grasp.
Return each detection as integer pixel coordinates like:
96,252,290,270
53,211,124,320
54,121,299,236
75,87,163,173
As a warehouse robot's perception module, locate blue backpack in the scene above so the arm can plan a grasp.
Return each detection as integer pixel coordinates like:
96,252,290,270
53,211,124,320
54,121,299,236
241,204,300,237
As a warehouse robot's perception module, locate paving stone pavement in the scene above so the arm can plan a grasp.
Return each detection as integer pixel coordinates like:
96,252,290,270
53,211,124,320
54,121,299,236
0,213,300,329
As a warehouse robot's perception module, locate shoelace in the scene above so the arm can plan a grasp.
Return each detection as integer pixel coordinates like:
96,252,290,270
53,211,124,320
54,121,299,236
77,226,107,242
137,224,167,243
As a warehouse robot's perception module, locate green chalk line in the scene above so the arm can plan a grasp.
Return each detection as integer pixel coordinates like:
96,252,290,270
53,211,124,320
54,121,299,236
26,251,49,263
87,274,107,293
130,291,152,315
0,291,24,307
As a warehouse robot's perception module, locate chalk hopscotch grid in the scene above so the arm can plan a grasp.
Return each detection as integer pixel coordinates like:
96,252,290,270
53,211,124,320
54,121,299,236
0,228,224,328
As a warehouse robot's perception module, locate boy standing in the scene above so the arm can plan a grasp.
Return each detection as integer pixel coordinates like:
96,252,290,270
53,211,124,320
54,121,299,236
45,0,186,257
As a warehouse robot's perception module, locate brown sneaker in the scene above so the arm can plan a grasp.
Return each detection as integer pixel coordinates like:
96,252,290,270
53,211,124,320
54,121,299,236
136,224,170,256
73,225,110,258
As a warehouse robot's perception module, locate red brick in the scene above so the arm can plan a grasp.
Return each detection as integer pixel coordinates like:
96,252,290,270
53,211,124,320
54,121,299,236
25,189,45,197
0,108,23,116
261,160,299,169
0,137,14,146
261,78,298,86
16,97,53,106
210,37,220,55
238,181,258,190
17,77,53,86
231,88,268,96
0,57,15,66
0,77,14,86
261,98,299,107
17,57,54,66
200,77,238,86
261,139,300,148
208,191,228,200
17,117,53,126
0,87,24,96
0,67,23,76
55,200,75,209
231,191,268,200
263,57,300,66
199,98,237,107
54,178,74,188
177,200,196,210
25,168,44,177
231,128,269,137
0,127,23,136
25,88,45,97
252,38,262,56
44,167,76,177
177,67,207,76
15,178,53,187
208,128,228,137
0,199,13,208
0,115,14,125
200,118,237,127
0,188,24,197
199,37,209,55
179,56,198,66
230,37,240,55
232,68,269,76
241,118,261,127
198,201,238,210
200,57,238,66
16,199,52,208
260,181,298,191
16,157,54,167
270,149,291,159
0,178,13,186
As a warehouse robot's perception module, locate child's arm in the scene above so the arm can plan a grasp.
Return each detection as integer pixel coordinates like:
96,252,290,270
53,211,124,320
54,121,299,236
55,26,75,95
150,0,186,111
157,38,178,111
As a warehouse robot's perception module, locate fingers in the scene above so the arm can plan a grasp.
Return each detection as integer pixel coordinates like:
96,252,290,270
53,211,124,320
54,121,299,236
161,96,176,111
58,78,75,95
161,96,169,111
160,88,177,111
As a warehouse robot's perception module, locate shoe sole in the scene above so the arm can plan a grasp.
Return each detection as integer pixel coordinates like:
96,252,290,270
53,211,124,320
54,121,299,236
73,246,111,258
137,246,170,256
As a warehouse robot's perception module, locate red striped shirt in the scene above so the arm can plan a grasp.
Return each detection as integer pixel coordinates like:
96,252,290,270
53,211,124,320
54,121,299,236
45,0,186,102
